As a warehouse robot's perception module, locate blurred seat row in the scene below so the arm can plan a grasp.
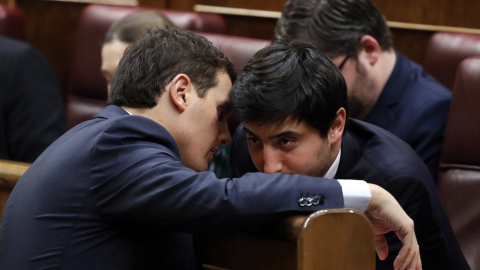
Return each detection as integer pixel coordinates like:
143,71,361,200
0,4,24,40
1,3,480,269
66,4,270,131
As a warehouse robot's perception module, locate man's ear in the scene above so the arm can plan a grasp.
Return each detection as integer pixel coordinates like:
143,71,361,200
328,108,346,144
169,74,194,112
359,35,381,66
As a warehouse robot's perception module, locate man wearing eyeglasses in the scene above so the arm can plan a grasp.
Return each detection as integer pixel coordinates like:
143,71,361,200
275,0,451,182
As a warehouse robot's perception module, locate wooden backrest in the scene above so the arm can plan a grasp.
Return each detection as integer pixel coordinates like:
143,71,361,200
0,159,30,220
201,209,375,270
194,31,270,135
298,209,375,269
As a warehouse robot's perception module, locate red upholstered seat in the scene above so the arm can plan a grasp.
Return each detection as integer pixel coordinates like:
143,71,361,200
66,4,227,129
423,32,480,90
195,32,270,135
195,32,270,74
0,4,25,40
437,57,480,270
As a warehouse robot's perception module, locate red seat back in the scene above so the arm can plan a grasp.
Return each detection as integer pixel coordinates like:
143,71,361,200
437,57,480,270
196,32,270,134
423,32,480,90
0,4,25,40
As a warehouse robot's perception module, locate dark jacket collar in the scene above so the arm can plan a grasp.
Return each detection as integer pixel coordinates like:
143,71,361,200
94,105,130,119
335,119,369,178
365,51,408,127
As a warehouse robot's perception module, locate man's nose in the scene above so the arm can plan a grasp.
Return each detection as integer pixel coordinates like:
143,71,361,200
218,120,232,145
263,147,282,174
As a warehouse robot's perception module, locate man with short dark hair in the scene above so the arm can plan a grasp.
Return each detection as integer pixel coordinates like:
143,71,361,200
275,0,451,181
0,29,420,269
229,40,468,269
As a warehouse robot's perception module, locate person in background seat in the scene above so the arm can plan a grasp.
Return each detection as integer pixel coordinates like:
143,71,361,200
0,36,65,163
101,10,175,92
275,0,451,182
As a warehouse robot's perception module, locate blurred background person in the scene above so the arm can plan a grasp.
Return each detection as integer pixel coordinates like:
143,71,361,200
101,10,175,92
0,36,66,163
275,0,452,182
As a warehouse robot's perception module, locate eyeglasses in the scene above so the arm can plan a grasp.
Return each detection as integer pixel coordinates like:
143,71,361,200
337,55,350,71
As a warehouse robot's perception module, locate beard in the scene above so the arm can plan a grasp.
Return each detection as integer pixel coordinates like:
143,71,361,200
347,61,376,120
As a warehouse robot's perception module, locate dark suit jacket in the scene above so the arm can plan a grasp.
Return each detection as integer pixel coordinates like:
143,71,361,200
365,51,451,181
0,105,345,270
0,36,66,163
230,119,469,270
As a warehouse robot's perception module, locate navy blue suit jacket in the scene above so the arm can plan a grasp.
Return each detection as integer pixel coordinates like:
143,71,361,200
0,105,346,269
365,52,451,181
230,119,469,270
0,36,66,163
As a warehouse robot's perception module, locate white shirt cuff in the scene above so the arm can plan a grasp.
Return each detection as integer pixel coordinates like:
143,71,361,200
338,179,371,213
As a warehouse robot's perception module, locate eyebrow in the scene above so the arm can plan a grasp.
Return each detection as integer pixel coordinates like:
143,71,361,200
243,126,300,140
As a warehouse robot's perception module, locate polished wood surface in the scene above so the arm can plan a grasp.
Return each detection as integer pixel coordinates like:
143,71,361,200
201,209,375,270
191,3,480,64
16,0,87,101
169,0,480,30
298,209,375,269
372,0,480,29
194,4,480,35
201,230,298,269
0,159,30,219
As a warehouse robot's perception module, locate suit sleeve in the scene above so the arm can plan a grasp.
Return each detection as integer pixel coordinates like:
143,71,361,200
89,122,344,233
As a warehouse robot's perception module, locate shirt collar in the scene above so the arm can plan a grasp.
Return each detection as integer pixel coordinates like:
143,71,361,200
123,108,133,115
323,149,341,179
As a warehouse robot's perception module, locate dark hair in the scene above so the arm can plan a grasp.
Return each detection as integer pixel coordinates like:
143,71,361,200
104,11,175,44
275,0,392,58
230,40,348,137
108,28,236,108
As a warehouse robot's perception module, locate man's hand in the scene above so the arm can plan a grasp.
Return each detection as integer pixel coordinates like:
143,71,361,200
366,184,422,270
